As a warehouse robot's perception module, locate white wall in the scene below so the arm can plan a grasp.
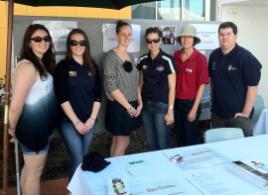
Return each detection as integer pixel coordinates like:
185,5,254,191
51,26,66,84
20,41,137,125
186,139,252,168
219,5,268,107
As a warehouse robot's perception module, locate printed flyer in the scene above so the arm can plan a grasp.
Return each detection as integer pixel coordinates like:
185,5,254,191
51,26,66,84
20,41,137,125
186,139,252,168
130,179,188,195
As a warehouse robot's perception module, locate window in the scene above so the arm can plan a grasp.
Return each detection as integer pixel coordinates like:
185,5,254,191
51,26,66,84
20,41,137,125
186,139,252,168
132,0,209,21
182,0,206,20
157,0,181,20
132,2,156,20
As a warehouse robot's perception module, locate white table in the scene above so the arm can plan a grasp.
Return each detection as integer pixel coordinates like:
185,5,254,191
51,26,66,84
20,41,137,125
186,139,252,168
253,109,268,135
68,135,268,195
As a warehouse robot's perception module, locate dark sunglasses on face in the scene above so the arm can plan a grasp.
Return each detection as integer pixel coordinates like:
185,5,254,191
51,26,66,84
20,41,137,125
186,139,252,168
70,40,87,47
145,38,161,44
30,36,51,43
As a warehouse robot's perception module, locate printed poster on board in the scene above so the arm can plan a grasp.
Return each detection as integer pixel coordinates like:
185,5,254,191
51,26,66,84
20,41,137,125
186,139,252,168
33,20,78,52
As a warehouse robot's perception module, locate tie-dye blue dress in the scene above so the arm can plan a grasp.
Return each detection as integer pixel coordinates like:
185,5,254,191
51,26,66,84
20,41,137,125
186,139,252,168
15,60,58,152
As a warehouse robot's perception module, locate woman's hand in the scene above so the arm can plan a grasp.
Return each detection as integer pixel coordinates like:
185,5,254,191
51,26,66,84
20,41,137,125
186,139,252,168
8,127,16,143
74,121,88,135
165,111,174,125
187,109,197,122
85,118,95,132
134,103,143,117
127,106,137,118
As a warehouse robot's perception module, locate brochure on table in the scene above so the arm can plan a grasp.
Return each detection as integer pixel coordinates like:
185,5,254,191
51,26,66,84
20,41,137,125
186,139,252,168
163,148,229,169
105,148,268,195
162,148,265,195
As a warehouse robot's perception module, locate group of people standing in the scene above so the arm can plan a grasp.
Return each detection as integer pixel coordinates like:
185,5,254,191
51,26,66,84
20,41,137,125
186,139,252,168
8,19,261,195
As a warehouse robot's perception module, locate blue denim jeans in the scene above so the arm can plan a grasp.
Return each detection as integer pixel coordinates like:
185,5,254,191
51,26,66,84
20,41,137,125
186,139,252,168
59,121,96,180
142,102,170,151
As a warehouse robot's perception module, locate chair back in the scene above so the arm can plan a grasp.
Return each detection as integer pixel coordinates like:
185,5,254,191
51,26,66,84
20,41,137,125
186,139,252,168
204,128,244,143
251,95,265,128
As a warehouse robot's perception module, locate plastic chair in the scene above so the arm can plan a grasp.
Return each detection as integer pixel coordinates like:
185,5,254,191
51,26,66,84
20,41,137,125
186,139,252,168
204,128,244,143
251,95,265,128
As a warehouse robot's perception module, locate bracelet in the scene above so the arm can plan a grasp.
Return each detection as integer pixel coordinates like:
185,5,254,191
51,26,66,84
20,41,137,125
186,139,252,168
127,106,134,112
168,106,174,110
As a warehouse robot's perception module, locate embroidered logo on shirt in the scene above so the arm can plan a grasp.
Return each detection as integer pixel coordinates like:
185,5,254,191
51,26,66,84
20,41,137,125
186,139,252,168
142,64,148,70
68,71,77,77
227,65,237,71
185,67,193,73
156,65,164,72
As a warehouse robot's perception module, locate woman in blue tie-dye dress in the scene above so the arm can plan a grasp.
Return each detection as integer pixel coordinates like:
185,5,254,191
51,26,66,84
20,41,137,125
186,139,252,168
9,24,57,195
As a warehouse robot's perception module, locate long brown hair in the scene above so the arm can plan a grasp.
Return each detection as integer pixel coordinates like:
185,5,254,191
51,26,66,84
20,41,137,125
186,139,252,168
20,24,55,78
65,28,96,74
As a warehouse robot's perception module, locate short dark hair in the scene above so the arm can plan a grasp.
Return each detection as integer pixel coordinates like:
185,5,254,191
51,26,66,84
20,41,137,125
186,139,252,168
115,20,131,34
145,27,163,38
218,21,238,35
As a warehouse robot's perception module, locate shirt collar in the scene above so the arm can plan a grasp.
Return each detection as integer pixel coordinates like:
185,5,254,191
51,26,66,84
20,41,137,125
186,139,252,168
149,49,163,61
177,48,198,62
221,44,239,57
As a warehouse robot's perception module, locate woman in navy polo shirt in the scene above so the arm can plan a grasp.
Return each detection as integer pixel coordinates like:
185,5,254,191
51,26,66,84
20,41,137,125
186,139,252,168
173,25,209,146
54,29,101,179
137,27,177,151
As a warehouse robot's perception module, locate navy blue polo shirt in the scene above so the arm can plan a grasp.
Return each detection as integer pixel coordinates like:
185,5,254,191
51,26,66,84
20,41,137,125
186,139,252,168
209,44,262,118
54,58,102,122
137,49,177,104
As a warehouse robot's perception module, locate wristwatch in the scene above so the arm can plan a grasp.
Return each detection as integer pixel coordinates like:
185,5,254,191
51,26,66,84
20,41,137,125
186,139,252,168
168,106,174,110
128,106,134,112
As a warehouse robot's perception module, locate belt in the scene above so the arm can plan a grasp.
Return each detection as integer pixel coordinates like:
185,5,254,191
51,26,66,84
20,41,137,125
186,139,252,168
176,98,194,103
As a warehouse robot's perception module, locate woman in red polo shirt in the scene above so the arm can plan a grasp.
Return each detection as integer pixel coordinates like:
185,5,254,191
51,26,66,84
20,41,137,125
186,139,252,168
174,25,209,146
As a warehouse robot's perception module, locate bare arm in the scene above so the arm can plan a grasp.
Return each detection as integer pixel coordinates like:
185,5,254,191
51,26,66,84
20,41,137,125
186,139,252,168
9,62,37,137
188,84,205,122
235,86,258,118
138,71,144,91
133,71,144,117
111,89,137,117
165,73,176,125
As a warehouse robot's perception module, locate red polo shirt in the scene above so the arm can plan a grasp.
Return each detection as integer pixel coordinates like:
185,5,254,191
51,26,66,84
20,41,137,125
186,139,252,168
174,49,209,100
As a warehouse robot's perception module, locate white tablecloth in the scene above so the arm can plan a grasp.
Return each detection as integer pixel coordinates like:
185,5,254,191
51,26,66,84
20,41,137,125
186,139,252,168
253,109,268,135
68,135,268,195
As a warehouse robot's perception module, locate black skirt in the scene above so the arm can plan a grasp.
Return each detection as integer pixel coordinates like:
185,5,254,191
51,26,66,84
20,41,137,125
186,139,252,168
105,100,141,136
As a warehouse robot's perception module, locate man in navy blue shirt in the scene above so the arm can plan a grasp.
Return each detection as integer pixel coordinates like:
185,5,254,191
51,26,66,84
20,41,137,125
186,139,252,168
209,21,262,136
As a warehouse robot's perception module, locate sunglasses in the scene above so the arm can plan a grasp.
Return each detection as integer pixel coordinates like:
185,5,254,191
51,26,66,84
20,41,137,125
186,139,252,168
145,38,161,44
70,40,87,47
30,36,51,43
